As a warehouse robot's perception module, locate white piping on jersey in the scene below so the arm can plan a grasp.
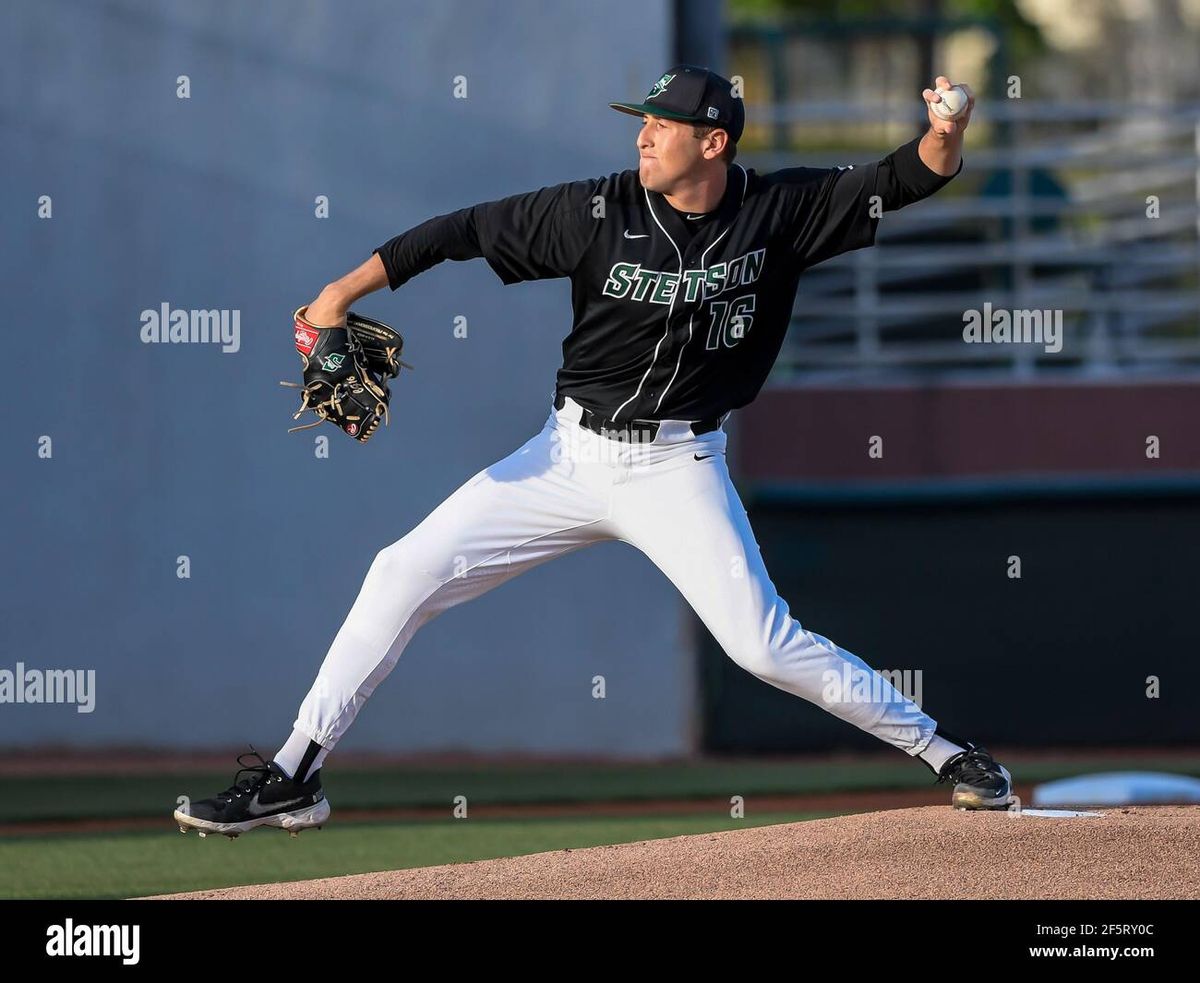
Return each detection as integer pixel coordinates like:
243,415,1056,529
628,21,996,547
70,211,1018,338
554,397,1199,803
610,187,683,422
653,226,730,415
612,165,749,423
652,164,749,416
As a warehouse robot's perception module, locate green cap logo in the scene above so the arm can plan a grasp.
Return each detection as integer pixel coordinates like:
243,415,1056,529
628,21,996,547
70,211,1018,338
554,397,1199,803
646,72,675,100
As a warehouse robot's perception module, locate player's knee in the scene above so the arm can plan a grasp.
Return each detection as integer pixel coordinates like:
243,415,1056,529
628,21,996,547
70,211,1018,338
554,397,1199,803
367,539,416,580
367,536,449,593
725,643,780,681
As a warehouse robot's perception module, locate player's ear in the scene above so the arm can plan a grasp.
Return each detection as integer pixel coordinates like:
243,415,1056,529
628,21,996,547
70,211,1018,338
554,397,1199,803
705,129,728,160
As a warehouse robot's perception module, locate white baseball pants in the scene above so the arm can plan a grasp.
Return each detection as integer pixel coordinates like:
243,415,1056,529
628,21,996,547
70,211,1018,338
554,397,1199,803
294,396,938,756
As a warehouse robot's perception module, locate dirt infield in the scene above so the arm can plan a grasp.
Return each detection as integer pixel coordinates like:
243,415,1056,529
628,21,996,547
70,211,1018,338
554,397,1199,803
145,804,1200,901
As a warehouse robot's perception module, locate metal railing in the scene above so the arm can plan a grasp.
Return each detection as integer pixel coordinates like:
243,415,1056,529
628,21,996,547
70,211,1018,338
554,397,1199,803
743,102,1200,382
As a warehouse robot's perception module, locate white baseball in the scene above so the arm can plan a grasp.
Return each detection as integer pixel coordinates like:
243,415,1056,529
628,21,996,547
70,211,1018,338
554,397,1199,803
929,84,969,120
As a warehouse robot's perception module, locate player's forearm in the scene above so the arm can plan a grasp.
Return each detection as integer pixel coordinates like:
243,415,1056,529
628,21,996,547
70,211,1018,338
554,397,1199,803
307,254,389,325
918,125,963,177
875,134,960,211
871,76,970,209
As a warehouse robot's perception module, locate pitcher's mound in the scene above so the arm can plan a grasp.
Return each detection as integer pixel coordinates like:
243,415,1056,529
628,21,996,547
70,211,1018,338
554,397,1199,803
146,804,1200,900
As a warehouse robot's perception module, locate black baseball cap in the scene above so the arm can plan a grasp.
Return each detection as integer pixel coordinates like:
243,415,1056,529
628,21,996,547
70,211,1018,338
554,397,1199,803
610,64,744,144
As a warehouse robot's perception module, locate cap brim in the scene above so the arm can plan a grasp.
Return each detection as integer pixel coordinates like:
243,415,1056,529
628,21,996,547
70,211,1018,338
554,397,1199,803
609,101,706,124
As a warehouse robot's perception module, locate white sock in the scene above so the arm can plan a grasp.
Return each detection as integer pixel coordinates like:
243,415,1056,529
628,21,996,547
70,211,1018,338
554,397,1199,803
273,728,329,783
919,734,970,775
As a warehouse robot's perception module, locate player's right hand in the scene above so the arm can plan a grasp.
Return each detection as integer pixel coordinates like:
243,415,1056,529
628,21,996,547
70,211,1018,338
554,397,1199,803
921,76,974,136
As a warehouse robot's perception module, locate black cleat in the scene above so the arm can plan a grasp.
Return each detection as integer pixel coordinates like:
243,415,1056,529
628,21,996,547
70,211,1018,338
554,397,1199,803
174,746,330,838
937,745,1014,810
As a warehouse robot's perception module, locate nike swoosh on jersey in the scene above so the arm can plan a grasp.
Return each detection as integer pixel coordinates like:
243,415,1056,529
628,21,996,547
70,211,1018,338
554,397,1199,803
694,453,724,461
623,230,649,239
246,791,308,817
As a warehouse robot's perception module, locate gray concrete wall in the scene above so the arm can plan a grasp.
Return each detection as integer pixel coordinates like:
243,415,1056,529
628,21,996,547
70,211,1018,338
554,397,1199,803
1,0,696,756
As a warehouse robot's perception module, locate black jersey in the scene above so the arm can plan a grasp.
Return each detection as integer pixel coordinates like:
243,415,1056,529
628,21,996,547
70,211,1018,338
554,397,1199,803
375,135,957,422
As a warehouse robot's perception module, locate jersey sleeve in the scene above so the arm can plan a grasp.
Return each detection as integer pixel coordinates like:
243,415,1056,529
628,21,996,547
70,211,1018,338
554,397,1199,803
776,135,961,269
471,179,601,285
373,208,485,291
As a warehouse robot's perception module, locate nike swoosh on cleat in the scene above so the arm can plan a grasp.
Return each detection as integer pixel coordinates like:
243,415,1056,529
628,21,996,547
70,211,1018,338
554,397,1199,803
246,792,308,817
623,230,649,239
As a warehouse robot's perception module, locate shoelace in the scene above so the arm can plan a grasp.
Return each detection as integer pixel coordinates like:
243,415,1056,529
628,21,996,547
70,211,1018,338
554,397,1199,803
215,747,276,804
937,747,1000,785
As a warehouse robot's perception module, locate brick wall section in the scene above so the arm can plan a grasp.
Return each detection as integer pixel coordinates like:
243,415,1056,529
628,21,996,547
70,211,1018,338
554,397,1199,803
734,381,1200,481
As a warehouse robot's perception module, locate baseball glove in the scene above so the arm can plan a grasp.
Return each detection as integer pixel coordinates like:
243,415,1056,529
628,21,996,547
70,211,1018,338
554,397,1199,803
282,306,412,443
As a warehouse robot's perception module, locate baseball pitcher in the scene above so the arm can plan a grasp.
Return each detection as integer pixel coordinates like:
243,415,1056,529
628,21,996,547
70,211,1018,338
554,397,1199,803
175,66,1013,839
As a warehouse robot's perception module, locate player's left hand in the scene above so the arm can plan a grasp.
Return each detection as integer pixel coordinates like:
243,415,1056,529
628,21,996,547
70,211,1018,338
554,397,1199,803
282,306,411,443
922,76,974,137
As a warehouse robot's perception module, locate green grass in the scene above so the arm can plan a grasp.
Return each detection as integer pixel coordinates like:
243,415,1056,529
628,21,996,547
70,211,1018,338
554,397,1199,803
2,754,1197,823
0,810,839,900
5,752,1197,899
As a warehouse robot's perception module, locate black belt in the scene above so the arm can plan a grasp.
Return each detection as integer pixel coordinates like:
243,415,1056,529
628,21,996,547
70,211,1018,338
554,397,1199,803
555,392,721,440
